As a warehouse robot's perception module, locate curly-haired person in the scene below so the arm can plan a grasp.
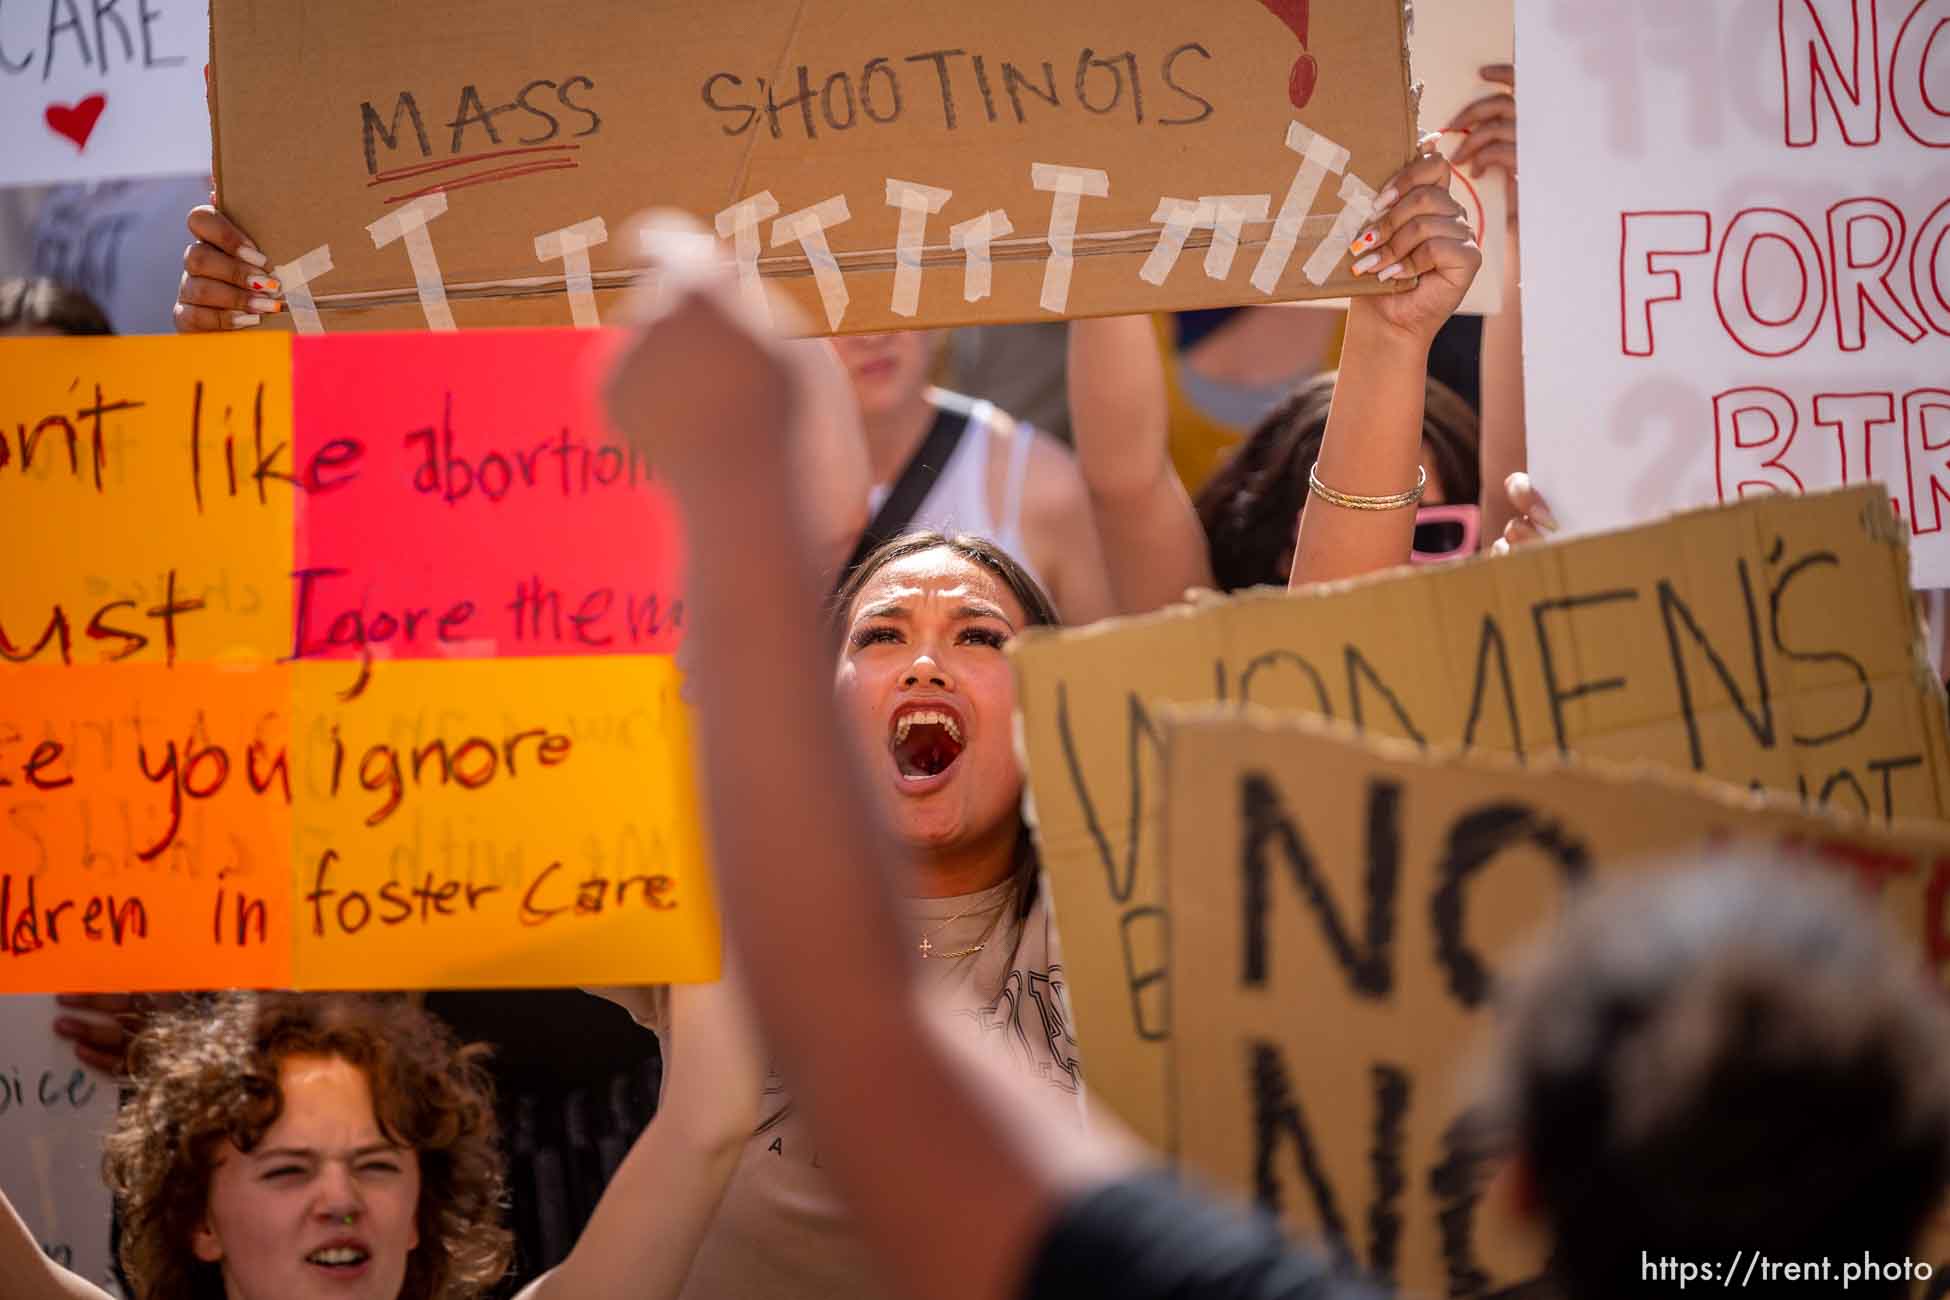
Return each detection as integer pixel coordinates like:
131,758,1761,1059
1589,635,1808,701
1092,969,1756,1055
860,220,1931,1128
2,992,511,1300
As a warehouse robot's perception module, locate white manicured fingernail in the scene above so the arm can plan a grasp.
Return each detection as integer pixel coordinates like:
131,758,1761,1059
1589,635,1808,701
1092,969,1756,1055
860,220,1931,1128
1352,253,1381,275
1376,263,1404,282
228,312,261,328
247,295,282,314
1372,187,1399,215
238,244,268,268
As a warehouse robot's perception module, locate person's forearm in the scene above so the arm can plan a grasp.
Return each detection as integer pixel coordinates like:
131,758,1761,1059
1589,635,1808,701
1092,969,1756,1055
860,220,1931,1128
514,1114,743,1300
785,338,872,579
1478,247,1526,541
1069,316,1170,501
1290,309,1428,587
604,273,1094,1300
1068,316,1213,610
0,1189,108,1300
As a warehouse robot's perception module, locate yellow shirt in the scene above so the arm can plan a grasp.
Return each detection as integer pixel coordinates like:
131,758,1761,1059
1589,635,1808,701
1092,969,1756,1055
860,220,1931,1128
1156,312,1346,494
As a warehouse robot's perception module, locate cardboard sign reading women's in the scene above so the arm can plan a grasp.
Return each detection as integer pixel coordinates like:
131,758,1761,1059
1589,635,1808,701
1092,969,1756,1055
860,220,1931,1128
1,0,210,186
208,0,1416,333
1519,0,1950,585
0,333,719,993
1162,713,1950,1298
1012,485,1950,1151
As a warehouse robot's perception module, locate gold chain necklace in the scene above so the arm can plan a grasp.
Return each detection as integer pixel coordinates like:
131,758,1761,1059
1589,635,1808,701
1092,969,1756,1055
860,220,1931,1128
917,899,992,960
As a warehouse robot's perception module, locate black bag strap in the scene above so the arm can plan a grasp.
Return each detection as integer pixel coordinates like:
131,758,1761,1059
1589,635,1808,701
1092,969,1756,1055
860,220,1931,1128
835,400,973,591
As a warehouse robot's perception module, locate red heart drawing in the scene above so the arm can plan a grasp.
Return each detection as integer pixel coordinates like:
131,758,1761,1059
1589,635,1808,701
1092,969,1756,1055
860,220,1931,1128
45,94,108,152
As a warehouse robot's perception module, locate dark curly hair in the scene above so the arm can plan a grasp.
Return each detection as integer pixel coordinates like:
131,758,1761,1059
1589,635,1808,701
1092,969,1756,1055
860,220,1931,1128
1193,373,1480,592
104,993,511,1300
1477,859,1950,1300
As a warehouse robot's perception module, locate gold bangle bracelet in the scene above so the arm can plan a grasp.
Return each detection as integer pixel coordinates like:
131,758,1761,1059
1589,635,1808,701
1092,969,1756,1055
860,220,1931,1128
1307,465,1427,512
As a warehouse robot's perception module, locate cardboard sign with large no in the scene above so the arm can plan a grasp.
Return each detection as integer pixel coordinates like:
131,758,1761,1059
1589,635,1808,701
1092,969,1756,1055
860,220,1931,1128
1011,485,1950,1151
209,0,1414,333
1162,711,1950,1298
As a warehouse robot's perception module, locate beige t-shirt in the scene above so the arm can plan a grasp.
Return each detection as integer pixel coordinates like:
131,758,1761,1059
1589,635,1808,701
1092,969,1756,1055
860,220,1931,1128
660,876,1082,1300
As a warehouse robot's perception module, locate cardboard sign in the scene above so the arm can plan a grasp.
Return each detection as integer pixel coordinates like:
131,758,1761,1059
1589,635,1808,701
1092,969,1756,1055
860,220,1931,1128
0,997,121,1295
208,0,1415,334
0,332,719,993
1162,710,1950,1298
1,0,210,187
1011,485,1950,1150
1518,1,1950,586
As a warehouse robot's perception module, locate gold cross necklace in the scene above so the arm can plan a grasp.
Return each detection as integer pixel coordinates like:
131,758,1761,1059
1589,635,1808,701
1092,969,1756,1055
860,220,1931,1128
917,898,991,960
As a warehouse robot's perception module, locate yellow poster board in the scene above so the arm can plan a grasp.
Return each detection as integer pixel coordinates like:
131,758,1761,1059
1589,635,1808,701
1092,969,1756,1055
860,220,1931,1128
1,333,718,991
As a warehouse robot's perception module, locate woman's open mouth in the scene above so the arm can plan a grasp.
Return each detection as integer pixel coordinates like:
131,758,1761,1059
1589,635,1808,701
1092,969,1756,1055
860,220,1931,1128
890,707,965,781
304,1241,372,1275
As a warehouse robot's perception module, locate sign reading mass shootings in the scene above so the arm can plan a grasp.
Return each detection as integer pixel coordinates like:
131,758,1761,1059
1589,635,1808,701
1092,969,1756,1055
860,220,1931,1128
1012,485,1950,1151
209,0,1417,332
0,333,719,993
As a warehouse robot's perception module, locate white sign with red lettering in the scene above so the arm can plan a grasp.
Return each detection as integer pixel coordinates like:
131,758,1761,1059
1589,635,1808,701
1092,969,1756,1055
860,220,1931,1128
2,0,209,187
1519,0,1950,585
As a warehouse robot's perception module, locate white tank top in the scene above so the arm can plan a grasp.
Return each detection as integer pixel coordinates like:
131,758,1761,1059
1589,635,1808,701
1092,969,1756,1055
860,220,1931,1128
867,389,1044,592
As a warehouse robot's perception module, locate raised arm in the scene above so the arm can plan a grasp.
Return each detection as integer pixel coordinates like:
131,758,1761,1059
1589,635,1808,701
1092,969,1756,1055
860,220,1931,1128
1018,437,1119,626
1,1187,112,1300
1290,150,1481,587
1067,316,1214,612
782,337,872,581
514,981,761,1300
602,222,1132,1300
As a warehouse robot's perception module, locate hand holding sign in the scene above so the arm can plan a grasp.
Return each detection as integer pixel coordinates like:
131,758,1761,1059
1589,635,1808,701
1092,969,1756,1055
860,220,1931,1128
1490,472,1558,555
50,993,181,1076
1446,66,1517,194
1344,150,1482,342
175,204,282,332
